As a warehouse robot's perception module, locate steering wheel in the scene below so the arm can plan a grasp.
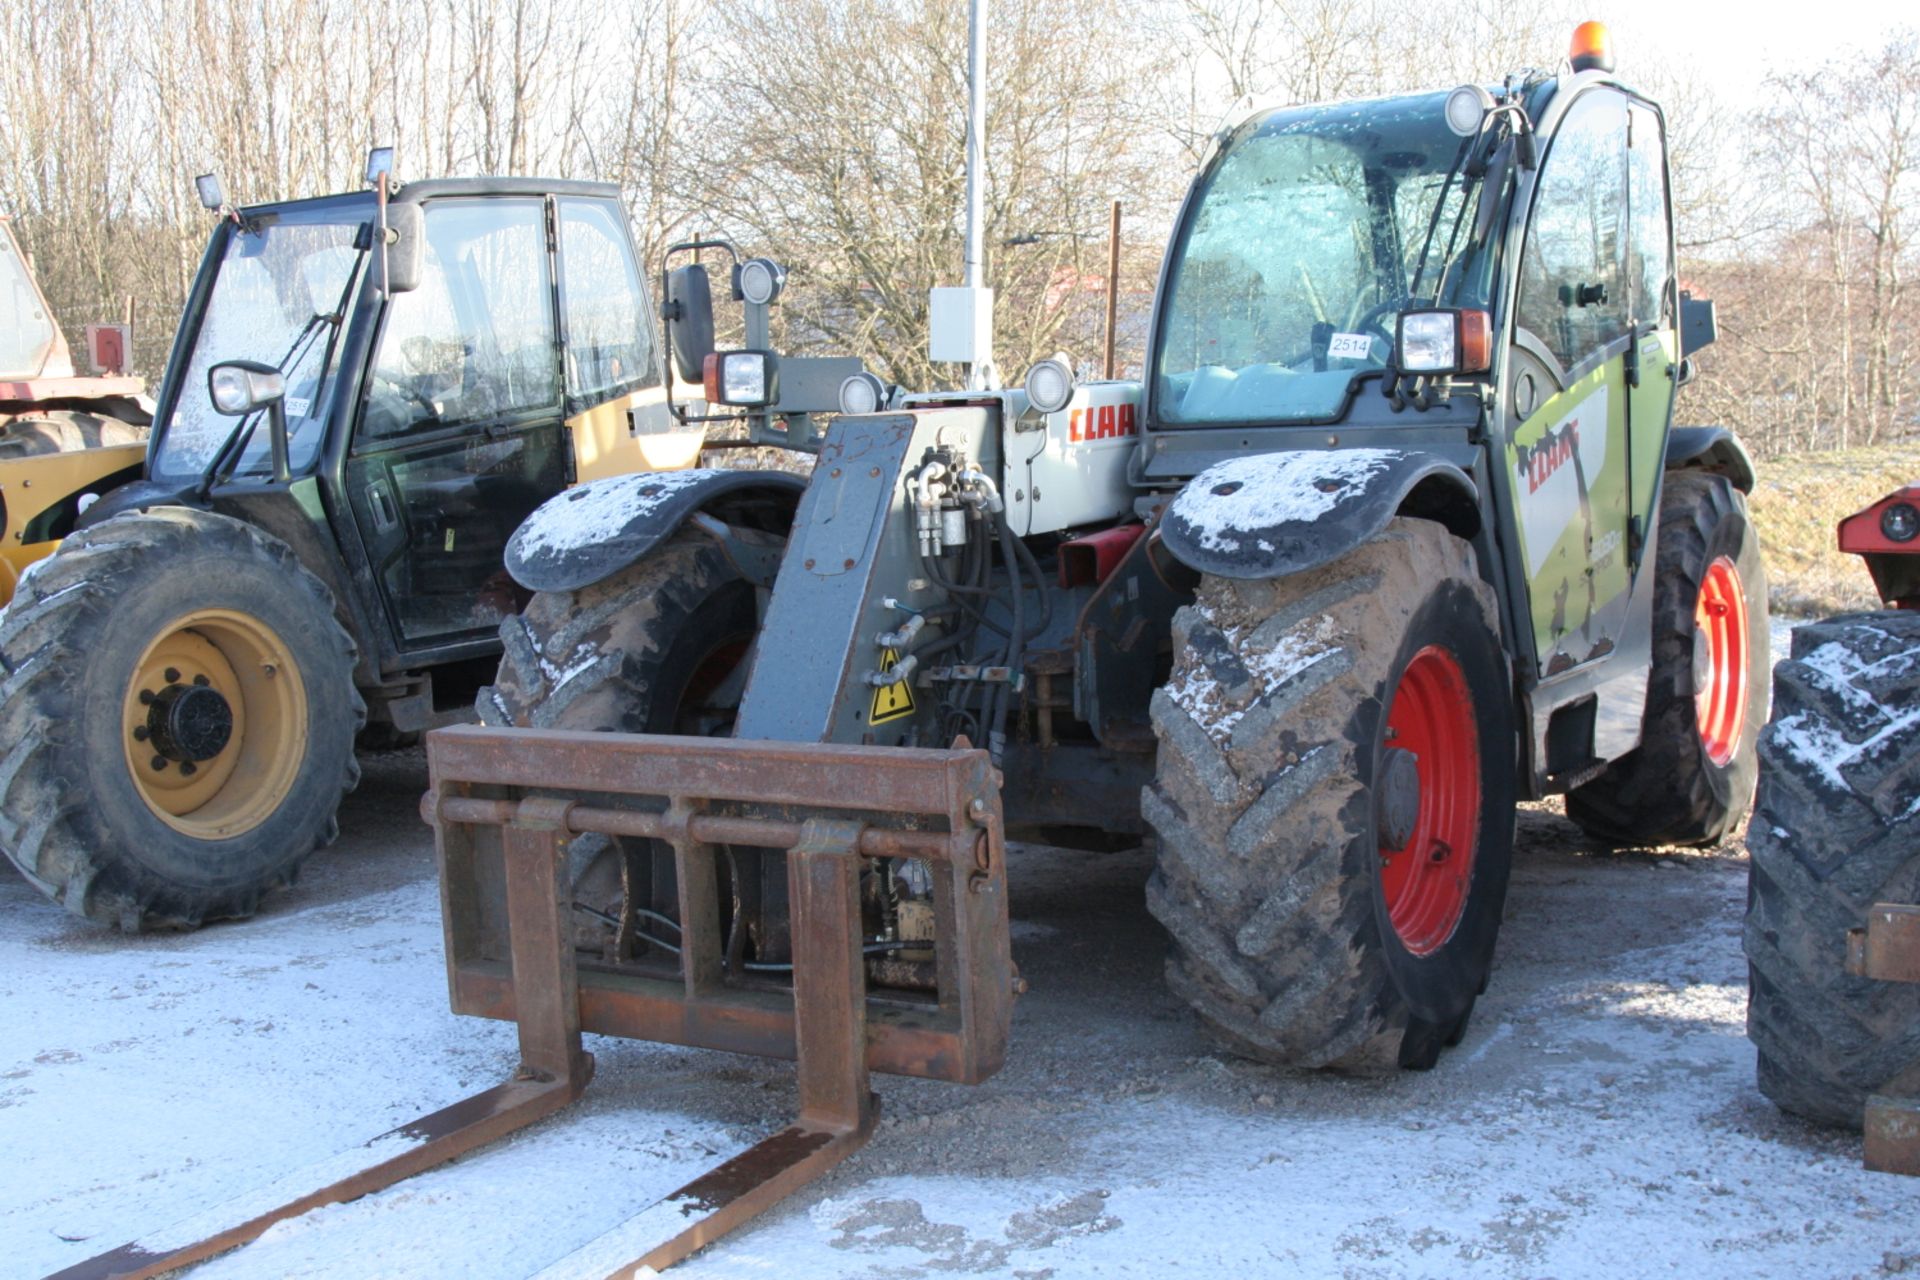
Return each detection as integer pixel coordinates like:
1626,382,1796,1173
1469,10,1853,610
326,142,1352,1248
376,372,439,421
1350,295,1413,346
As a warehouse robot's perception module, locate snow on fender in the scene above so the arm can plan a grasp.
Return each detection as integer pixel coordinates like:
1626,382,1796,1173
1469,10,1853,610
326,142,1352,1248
1158,448,1480,580
505,467,806,594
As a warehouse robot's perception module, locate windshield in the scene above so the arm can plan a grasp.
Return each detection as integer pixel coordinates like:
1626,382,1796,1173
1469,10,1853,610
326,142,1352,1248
153,211,367,480
1153,91,1499,427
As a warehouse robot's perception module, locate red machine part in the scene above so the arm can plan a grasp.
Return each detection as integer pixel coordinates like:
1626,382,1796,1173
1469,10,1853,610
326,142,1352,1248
1058,523,1144,587
1838,485,1920,610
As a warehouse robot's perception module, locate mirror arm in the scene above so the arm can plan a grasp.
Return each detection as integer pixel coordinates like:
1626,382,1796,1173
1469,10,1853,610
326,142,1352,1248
267,400,291,483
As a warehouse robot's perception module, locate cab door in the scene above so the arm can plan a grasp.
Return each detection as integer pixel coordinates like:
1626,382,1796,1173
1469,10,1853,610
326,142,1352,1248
1504,88,1635,677
346,197,566,652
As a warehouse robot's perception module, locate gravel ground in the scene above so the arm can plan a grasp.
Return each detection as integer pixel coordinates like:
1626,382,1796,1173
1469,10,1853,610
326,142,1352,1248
3,724,1913,1279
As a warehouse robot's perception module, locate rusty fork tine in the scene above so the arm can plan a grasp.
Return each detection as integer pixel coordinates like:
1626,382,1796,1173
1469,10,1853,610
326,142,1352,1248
531,819,879,1279
48,802,595,1280
54,729,1013,1279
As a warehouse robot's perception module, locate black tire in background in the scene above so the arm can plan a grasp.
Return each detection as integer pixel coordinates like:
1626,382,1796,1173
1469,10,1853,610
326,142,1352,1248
1568,471,1770,848
477,529,765,953
0,508,362,929
1744,610,1920,1127
0,407,149,458
1144,519,1516,1072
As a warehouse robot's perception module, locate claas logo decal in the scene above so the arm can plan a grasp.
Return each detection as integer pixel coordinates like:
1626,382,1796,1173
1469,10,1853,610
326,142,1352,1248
1068,402,1137,444
1521,416,1583,494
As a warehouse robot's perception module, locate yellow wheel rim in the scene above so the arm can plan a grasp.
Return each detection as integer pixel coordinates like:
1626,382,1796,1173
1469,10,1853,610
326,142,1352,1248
120,609,306,839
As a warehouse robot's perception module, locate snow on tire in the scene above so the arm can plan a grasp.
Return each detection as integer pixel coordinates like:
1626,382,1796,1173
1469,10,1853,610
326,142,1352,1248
479,529,762,735
1144,518,1516,1072
1744,610,1920,1127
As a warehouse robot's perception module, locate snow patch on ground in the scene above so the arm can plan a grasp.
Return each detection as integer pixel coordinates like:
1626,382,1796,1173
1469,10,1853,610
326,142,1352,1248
1171,449,1401,554
511,469,713,560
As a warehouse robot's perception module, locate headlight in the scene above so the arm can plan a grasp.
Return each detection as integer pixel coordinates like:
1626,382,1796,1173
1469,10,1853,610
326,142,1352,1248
1023,357,1075,414
1397,312,1457,373
736,257,786,306
1883,501,1919,543
703,350,779,408
207,361,285,415
1395,309,1492,375
1444,84,1494,138
838,372,887,416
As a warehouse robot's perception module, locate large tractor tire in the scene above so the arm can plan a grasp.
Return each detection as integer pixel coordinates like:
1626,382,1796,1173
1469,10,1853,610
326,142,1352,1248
0,407,150,458
1145,518,1516,1072
1568,471,1769,847
477,529,764,955
0,508,362,929
478,529,761,737
1744,610,1920,1127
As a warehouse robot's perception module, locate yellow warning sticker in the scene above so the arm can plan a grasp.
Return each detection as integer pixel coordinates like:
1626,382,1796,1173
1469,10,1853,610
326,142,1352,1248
869,647,917,724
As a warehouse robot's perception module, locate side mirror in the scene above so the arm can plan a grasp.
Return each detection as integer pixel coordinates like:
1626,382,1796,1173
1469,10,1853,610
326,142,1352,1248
208,360,285,415
664,264,716,385
208,359,291,482
384,203,424,294
1680,292,1717,354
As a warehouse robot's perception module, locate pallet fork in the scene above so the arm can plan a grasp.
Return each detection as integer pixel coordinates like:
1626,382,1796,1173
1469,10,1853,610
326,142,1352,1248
53,726,1012,1279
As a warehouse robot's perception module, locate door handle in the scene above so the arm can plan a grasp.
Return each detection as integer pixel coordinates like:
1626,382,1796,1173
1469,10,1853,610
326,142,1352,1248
366,482,398,533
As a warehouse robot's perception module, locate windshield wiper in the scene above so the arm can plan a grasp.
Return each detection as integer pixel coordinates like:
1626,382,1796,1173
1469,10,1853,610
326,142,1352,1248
195,247,365,498
195,310,333,498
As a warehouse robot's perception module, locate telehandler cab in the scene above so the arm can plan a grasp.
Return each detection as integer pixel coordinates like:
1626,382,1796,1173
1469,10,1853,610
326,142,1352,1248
54,23,1775,1279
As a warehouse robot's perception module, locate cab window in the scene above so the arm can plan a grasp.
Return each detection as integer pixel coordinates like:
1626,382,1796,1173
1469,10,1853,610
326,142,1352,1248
557,198,658,404
1626,102,1673,327
1515,91,1631,372
361,199,558,439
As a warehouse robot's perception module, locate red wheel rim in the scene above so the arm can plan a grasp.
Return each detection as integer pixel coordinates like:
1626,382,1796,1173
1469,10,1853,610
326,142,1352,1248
1693,555,1749,767
1379,646,1482,956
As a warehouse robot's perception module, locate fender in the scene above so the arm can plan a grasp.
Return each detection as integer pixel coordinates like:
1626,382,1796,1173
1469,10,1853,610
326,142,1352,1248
74,477,207,529
1158,448,1479,580
506,466,807,593
1665,426,1756,493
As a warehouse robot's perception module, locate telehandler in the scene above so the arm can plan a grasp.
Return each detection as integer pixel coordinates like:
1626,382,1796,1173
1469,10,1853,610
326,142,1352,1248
0,166,716,931
54,23,1773,1279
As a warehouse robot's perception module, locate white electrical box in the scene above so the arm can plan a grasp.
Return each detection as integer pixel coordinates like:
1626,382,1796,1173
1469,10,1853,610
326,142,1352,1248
1004,380,1142,536
928,286,994,365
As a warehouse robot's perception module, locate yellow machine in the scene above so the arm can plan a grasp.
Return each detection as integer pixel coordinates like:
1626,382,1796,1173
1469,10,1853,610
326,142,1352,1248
0,215,153,605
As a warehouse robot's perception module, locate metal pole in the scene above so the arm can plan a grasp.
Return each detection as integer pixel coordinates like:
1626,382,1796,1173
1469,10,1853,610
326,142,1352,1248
965,0,987,291
1103,199,1121,379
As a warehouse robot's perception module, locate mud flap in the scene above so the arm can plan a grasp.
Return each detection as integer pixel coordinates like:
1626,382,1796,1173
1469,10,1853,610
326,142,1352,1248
51,726,1012,1278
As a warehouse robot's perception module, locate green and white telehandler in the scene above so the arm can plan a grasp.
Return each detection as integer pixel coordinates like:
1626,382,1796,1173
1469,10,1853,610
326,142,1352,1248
56,22,1777,1279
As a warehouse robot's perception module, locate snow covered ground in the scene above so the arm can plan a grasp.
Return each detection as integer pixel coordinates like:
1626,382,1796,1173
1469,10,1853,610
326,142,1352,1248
4,617,1912,1278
